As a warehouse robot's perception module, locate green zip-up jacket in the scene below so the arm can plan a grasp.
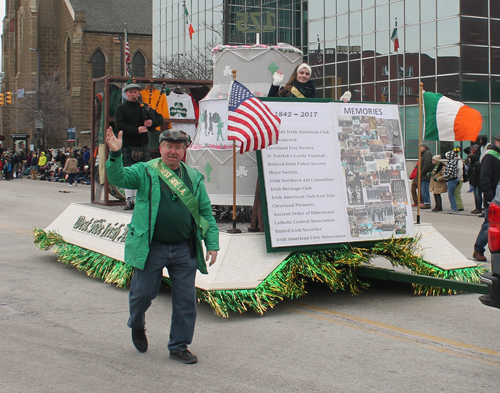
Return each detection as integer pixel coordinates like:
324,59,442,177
106,151,219,274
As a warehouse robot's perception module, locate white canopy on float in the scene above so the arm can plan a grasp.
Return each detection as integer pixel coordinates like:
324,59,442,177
186,43,303,205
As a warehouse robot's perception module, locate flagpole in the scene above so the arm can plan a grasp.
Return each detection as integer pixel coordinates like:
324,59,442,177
228,69,242,234
183,1,187,55
124,24,127,76
417,82,423,225
395,18,399,106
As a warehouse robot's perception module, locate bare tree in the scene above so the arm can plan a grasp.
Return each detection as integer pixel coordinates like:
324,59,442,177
152,20,248,81
153,44,214,80
7,71,71,149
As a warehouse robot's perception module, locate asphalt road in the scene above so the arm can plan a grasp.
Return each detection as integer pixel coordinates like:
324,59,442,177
1,178,499,393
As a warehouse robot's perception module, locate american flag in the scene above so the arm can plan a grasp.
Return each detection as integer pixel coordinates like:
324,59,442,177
124,27,131,76
228,81,280,154
125,40,130,64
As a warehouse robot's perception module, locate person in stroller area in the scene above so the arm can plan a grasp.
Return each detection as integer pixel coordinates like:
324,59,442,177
51,166,67,182
74,165,91,184
39,164,55,181
38,160,55,179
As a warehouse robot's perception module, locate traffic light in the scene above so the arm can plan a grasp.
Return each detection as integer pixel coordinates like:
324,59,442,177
0,94,4,106
6,92,13,105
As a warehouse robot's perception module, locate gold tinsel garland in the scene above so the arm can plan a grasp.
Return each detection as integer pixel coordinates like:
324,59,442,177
33,228,487,318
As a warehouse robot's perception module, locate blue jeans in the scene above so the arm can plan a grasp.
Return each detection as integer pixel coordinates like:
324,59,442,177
421,179,431,204
67,173,76,185
474,206,489,253
447,178,458,210
473,185,483,211
128,239,198,352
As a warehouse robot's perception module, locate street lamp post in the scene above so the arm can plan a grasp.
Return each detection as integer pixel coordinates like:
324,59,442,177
29,47,41,149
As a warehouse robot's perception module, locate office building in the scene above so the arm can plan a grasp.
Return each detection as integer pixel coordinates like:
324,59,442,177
154,0,499,157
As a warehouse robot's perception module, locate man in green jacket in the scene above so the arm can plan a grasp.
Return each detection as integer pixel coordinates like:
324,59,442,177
105,126,219,364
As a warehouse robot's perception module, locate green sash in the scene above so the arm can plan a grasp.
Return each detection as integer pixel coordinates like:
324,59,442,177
486,150,500,161
147,158,210,236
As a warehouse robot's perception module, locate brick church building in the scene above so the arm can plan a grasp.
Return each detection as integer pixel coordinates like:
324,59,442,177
1,0,153,149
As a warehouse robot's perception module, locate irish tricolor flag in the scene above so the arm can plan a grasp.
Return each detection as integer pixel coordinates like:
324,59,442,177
423,91,483,141
391,27,399,52
184,5,195,39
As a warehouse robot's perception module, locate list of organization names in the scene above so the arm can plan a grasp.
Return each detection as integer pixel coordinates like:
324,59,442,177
262,102,349,248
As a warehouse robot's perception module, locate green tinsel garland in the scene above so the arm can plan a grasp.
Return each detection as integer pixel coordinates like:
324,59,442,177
33,228,487,318
190,247,371,318
366,236,487,295
33,228,133,287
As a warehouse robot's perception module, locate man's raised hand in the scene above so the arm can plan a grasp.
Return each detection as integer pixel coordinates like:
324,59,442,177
106,127,123,152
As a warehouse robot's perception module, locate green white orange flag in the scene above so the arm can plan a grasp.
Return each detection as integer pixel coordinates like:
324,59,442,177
184,4,195,39
391,27,399,52
423,91,483,141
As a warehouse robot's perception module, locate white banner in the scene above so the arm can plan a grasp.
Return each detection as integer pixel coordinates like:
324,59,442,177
261,101,414,249
192,99,233,149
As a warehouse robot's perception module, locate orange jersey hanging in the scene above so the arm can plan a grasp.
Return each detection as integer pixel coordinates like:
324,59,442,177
140,88,171,130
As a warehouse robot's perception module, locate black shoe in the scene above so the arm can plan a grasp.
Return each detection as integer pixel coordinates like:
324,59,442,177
131,328,148,353
458,209,464,211
124,197,135,211
479,213,485,218
169,349,198,364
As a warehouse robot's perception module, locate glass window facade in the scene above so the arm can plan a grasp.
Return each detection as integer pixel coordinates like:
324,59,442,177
153,0,500,157
304,0,497,157
152,0,302,78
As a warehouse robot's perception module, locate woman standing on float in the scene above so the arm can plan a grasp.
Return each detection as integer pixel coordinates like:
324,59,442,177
268,63,320,98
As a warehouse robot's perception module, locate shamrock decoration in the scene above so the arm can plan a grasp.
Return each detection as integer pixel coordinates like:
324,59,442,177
170,102,187,117
204,162,213,182
236,166,248,178
223,66,232,77
268,62,279,75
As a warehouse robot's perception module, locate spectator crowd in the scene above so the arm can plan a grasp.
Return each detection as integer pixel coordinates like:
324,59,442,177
411,135,498,263
0,144,91,185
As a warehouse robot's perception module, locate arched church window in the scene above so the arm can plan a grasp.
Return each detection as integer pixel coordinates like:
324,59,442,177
92,50,106,79
132,52,146,77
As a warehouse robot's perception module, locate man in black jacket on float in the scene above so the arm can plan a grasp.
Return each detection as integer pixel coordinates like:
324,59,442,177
473,134,500,262
114,83,164,210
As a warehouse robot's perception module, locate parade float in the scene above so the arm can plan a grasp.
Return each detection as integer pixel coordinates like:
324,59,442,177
34,44,488,317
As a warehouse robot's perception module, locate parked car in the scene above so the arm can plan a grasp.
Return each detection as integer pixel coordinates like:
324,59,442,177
479,185,500,308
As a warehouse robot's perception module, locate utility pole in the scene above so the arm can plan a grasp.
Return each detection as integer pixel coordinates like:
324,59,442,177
29,47,42,149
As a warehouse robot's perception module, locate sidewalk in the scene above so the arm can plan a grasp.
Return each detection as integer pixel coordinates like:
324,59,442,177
413,184,489,268
414,183,480,216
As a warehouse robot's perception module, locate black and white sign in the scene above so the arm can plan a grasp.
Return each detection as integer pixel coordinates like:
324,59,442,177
260,101,414,249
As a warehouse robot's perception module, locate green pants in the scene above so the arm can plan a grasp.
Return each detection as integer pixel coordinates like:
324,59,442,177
454,181,463,210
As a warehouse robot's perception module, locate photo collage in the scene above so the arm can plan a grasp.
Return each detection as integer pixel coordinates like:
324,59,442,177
338,115,409,238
